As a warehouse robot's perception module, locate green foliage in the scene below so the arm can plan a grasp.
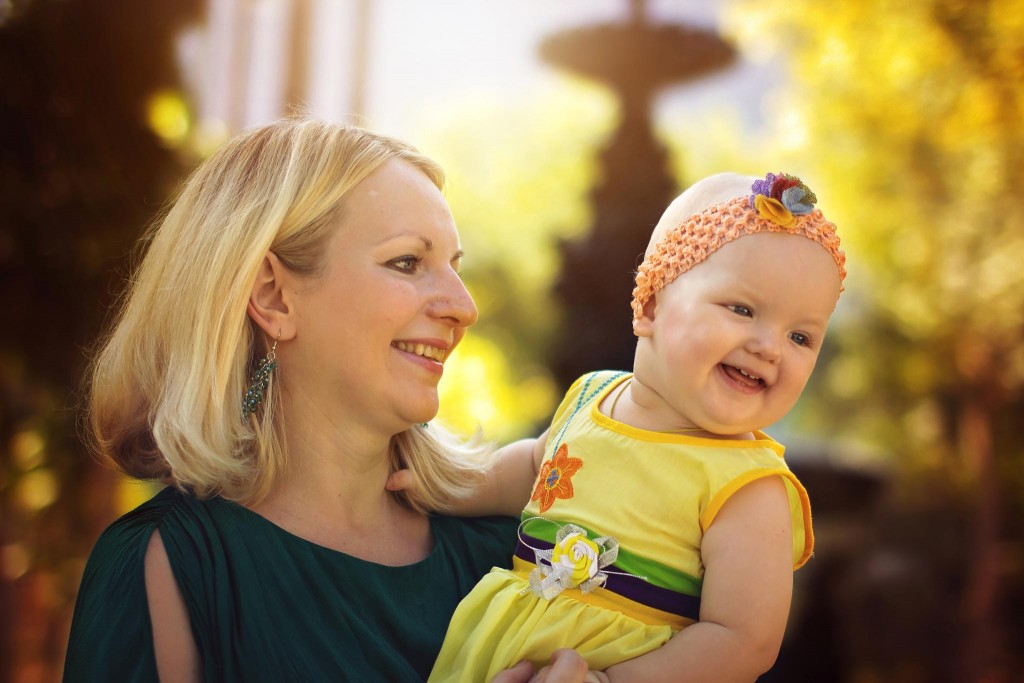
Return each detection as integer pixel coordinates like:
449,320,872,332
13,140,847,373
723,0,1024,475
414,81,618,441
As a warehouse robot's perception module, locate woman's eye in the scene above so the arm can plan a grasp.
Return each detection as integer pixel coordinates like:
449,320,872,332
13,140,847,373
727,304,753,317
388,255,422,273
790,332,812,347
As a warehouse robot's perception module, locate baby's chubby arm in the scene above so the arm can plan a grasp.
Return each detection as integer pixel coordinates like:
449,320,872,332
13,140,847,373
386,429,549,517
455,430,549,516
603,476,795,682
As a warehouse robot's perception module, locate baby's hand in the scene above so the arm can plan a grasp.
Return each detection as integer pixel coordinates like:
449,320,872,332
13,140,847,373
389,434,543,517
385,468,416,493
385,467,433,512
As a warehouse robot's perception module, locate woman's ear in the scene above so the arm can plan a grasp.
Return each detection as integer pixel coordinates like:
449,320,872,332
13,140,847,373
632,296,657,338
247,252,297,341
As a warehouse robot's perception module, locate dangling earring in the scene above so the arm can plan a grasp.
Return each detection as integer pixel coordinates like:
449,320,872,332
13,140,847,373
242,335,279,421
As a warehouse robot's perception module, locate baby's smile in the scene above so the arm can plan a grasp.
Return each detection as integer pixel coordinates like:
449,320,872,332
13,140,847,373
721,364,766,389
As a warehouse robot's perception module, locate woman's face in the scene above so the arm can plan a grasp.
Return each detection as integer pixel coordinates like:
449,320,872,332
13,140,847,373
285,159,477,434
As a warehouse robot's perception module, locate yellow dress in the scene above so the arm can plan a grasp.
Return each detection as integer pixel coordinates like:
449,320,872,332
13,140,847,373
429,371,814,681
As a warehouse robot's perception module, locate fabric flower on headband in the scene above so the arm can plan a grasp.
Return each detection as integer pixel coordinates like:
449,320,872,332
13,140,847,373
749,172,818,229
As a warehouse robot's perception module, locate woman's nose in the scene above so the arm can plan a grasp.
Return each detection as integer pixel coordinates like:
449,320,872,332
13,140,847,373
432,270,478,327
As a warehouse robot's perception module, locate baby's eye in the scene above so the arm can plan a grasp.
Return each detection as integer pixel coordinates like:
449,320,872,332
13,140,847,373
789,331,812,347
727,304,753,317
388,255,423,273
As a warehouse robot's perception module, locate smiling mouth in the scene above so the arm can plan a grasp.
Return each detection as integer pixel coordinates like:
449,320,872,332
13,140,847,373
394,341,447,362
722,364,765,388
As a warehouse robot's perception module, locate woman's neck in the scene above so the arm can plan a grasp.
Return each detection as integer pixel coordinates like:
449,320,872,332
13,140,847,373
247,399,432,564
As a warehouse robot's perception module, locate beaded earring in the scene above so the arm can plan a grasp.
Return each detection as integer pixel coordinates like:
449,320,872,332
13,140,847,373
242,337,278,421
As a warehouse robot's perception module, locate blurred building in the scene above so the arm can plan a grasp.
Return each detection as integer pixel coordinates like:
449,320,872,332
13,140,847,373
179,0,370,136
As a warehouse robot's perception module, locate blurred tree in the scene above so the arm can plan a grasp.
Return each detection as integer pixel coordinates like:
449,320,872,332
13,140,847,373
538,8,736,390
725,0,1024,679
0,0,201,679
417,84,617,441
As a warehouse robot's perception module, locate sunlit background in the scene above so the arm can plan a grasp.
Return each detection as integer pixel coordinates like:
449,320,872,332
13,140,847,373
2,0,1023,681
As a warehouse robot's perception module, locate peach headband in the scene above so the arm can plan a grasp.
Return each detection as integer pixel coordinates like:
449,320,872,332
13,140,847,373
630,175,846,320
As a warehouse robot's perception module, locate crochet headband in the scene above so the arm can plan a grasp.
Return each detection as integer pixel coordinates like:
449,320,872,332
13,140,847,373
630,172,847,320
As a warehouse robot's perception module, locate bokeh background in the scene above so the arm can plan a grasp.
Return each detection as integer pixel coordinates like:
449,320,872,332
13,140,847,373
2,0,1023,681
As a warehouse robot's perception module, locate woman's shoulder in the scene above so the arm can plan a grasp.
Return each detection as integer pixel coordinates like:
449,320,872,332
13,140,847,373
78,485,236,595
84,487,189,565
90,485,221,543
64,486,199,682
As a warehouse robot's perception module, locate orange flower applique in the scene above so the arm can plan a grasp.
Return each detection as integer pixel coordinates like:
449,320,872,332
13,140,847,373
531,444,583,513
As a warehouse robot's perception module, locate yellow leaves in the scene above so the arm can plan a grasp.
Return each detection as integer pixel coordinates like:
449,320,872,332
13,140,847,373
900,351,943,394
988,0,1024,80
716,0,1024,477
423,83,614,280
146,89,190,148
902,400,945,451
412,84,615,441
11,429,45,470
115,477,161,516
883,283,942,338
727,0,1024,314
437,334,558,443
9,428,58,514
827,354,872,400
728,0,955,143
13,469,58,513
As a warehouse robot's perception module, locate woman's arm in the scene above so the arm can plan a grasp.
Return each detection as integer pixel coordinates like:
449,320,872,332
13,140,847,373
388,429,549,517
602,476,795,682
494,649,609,683
145,530,202,683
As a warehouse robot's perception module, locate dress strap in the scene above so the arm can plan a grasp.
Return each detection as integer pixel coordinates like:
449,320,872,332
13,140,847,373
548,371,627,457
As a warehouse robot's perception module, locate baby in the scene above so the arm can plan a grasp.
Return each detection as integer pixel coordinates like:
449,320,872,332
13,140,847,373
399,172,845,682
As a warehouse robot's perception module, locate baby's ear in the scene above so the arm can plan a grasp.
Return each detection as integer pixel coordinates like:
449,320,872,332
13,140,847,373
632,297,657,337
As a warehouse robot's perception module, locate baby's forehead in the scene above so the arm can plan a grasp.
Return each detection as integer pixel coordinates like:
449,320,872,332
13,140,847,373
644,173,757,258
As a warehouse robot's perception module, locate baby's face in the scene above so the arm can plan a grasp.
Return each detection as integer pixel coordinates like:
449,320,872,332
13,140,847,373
635,232,841,436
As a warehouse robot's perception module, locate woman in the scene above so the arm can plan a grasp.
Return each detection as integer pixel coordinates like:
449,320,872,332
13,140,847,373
63,118,576,681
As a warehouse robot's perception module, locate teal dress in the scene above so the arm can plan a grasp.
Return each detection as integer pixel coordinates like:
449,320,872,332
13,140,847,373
63,487,518,682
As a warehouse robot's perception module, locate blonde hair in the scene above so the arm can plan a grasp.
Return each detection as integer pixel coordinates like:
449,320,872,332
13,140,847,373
87,118,485,510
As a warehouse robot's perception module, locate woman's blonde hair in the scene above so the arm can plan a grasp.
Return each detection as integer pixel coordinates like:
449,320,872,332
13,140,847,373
87,118,485,510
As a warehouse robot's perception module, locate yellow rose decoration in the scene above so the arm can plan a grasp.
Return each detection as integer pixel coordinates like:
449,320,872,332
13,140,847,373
523,520,619,599
754,194,797,229
552,532,600,586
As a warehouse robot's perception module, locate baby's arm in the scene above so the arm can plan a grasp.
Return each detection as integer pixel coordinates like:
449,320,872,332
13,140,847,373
454,430,549,517
603,476,795,682
387,429,549,517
